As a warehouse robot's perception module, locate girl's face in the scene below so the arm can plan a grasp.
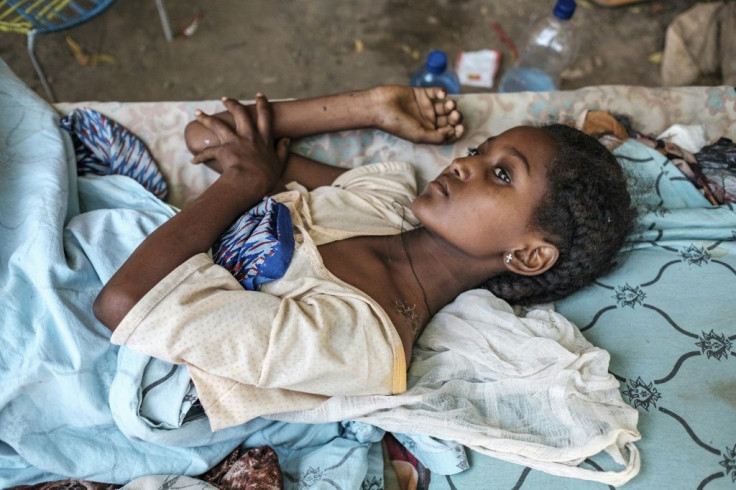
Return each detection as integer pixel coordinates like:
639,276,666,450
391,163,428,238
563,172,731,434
412,126,558,259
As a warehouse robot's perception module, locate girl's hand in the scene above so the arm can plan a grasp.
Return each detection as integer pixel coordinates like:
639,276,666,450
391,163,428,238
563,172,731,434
191,95,290,194
372,86,465,144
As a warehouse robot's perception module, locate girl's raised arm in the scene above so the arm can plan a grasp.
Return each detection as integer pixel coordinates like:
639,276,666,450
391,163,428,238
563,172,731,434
184,86,465,154
185,86,464,191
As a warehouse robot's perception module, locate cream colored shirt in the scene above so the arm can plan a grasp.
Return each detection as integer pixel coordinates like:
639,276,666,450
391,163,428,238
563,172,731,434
111,161,418,430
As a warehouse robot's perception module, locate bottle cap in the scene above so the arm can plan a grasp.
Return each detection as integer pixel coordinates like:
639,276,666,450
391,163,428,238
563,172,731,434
426,50,448,74
553,0,576,20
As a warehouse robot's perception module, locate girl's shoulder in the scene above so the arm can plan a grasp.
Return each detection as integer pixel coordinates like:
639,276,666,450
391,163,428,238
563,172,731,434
331,161,416,188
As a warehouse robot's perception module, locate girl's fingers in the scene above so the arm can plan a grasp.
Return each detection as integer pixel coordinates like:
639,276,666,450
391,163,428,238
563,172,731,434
448,108,463,126
425,87,446,101
255,93,273,144
276,137,291,164
191,146,219,164
435,124,464,144
195,109,236,143
432,101,447,118
436,126,454,142
445,99,459,117
434,110,462,131
433,97,455,116
221,97,253,136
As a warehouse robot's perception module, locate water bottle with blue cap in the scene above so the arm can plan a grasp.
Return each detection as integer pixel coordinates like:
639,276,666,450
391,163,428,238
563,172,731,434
410,50,461,94
498,0,579,92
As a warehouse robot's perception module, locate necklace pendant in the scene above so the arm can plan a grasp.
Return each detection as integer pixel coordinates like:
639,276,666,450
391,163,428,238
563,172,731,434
394,299,417,320
395,298,422,338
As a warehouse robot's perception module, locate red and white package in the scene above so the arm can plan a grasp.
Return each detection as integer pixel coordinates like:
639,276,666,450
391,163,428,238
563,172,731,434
455,49,502,88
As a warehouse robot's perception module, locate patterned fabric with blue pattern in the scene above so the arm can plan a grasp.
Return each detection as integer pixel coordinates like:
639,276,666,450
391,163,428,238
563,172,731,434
60,108,169,200
213,196,295,291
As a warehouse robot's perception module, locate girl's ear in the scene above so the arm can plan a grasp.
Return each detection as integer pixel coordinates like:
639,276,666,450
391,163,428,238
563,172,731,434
505,240,559,276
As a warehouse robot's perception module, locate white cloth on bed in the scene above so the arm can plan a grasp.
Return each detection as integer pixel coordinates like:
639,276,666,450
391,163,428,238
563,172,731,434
275,289,641,486
111,162,417,430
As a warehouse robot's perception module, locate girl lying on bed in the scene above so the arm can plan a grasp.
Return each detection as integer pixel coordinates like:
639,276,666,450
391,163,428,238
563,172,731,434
93,86,635,430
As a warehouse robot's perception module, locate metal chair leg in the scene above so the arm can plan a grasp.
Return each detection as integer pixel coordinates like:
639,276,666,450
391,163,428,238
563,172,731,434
155,0,173,42
27,30,56,102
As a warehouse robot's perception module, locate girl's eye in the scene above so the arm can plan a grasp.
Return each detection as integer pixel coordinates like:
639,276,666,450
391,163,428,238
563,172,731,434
467,147,479,156
494,167,511,183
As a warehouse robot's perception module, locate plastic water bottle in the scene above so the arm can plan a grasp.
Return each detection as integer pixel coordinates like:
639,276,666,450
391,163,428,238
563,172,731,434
410,50,461,94
498,0,578,92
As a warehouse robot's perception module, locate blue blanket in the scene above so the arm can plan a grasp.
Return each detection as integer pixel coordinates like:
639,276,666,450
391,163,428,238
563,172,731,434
0,60,398,488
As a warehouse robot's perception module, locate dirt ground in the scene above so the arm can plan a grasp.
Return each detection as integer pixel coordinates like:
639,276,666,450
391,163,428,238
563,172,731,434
0,0,705,103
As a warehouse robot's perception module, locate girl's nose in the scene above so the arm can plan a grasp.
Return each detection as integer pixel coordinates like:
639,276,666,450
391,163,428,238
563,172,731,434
449,157,472,180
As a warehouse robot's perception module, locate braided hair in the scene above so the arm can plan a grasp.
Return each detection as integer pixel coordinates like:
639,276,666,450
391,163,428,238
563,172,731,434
484,124,636,305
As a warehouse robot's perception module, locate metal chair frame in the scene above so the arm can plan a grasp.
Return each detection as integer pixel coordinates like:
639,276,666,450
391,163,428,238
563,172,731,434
1,0,173,101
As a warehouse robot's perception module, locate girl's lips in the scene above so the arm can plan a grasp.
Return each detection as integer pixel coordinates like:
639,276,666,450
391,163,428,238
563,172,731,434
431,175,449,196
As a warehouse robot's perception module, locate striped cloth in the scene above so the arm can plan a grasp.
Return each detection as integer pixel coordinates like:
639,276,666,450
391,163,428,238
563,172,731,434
212,196,294,291
61,108,293,290
61,108,168,200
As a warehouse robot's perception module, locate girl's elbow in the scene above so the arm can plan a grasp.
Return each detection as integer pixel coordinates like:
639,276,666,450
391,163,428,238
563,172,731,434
93,285,136,333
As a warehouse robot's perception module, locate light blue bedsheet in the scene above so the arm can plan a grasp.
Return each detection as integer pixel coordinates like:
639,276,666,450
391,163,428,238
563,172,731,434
0,59,393,488
0,58,249,485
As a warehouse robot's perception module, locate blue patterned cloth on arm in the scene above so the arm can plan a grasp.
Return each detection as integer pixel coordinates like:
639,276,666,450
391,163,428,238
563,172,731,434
213,196,295,291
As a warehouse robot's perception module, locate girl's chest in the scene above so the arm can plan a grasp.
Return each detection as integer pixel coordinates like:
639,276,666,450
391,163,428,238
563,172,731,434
317,237,393,302
317,237,418,357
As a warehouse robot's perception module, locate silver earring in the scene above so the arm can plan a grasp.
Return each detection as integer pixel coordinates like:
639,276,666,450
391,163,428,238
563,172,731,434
505,253,513,264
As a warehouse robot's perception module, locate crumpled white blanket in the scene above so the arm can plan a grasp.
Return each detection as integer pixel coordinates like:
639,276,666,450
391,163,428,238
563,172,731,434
272,289,641,487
